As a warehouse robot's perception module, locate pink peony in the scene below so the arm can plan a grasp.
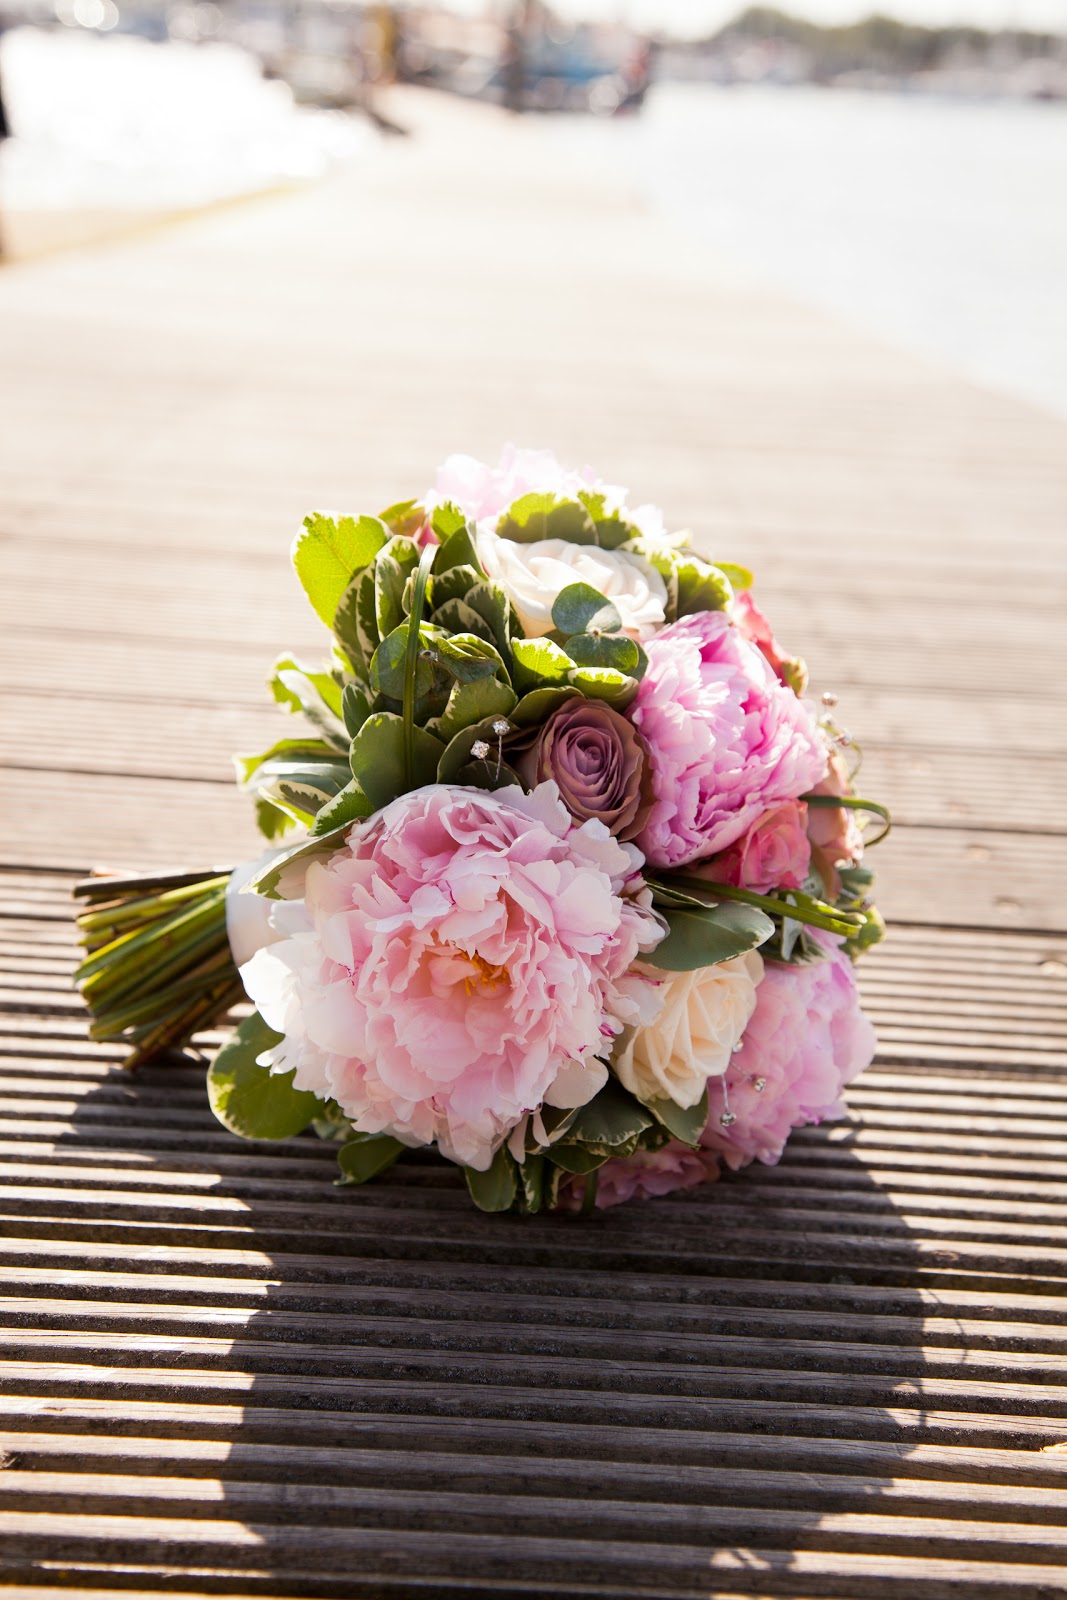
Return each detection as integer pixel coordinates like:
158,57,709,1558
807,748,865,899
556,1142,719,1211
629,612,827,869
733,591,808,695
701,937,876,1170
705,800,812,894
239,783,665,1171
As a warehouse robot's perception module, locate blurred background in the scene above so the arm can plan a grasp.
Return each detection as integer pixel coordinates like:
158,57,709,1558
0,0,1064,412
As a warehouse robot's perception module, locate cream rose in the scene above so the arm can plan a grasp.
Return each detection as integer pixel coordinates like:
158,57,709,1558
476,528,668,641
613,951,764,1109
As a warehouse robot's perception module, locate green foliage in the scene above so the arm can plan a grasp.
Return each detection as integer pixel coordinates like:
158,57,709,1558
675,555,733,616
564,633,641,674
374,536,420,639
268,656,347,748
464,1145,519,1212
645,1087,709,1147
292,512,388,628
561,1075,655,1157
349,712,443,810
309,780,374,837
510,636,575,693
652,899,776,970
437,677,517,743
551,582,622,637
336,1131,407,1185
208,1012,325,1140
496,493,597,546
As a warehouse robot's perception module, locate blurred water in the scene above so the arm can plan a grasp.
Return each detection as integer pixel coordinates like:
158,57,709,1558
0,28,370,216
572,84,1067,417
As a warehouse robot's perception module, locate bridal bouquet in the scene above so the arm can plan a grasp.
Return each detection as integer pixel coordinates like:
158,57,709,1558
74,449,888,1213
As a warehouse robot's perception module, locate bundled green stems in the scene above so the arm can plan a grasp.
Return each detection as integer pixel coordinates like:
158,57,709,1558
73,868,243,1067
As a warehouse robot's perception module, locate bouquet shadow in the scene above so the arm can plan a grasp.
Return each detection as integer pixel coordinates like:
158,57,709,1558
47,1057,975,1600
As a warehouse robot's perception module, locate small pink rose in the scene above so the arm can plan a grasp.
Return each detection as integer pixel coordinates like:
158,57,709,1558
807,749,864,899
733,591,808,696
707,800,811,894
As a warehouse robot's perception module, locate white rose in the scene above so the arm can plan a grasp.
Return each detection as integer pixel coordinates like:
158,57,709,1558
476,527,668,641
613,951,764,1110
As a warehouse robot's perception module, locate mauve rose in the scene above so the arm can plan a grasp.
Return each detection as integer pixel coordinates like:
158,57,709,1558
516,697,653,841
807,749,864,899
706,800,811,894
733,591,808,695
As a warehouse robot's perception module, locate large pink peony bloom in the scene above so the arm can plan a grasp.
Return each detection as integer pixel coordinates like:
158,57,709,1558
629,612,827,869
557,1142,720,1211
240,783,665,1171
701,937,876,1170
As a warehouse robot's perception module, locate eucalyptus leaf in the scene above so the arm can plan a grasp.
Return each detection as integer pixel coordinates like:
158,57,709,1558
291,513,388,629
652,901,776,971
464,1145,518,1212
564,632,640,674
336,1131,407,1185
208,1011,325,1140
349,712,443,810
551,582,622,638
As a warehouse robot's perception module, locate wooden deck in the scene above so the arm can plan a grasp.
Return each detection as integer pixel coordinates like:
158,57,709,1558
1,86,1066,1597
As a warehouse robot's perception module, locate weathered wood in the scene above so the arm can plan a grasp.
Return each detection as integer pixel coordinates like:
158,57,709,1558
1,81,1066,1596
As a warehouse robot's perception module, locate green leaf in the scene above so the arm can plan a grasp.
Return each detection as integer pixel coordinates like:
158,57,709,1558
430,632,508,684
510,685,581,726
438,677,517,743
310,780,374,837
248,825,352,898
645,1086,709,1148
564,632,640,674
518,1153,545,1214
713,561,754,592
652,901,776,971
268,656,347,748
208,1012,325,1140
429,596,496,645
341,683,372,738
428,564,482,610
496,493,598,546
349,712,443,810
437,716,514,785
370,623,437,703
675,555,733,616
551,582,622,637
291,513,388,629
550,1144,610,1175
510,636,575,694
463,581,516,661
434,521,484,574
234,737,340,788
254,796,296,841
379,499,424,539
563,1075,655,1153
577,490,640,550
429,501,466,541
464,1145,518,1212
566,665,639,709
336,1131,407,1185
